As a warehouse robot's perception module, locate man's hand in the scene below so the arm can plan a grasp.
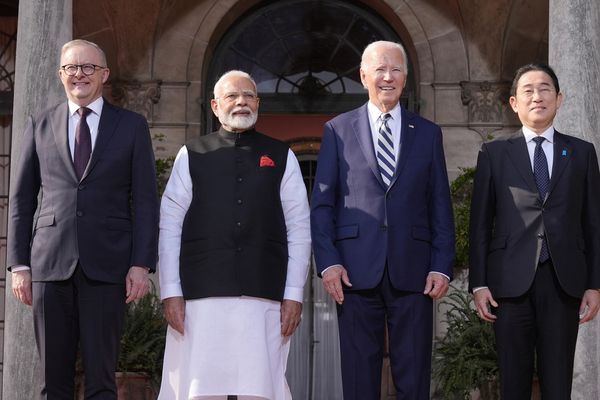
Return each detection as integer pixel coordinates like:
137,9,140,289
322,265,352,305
125,266,150,304
281,299,302,337
163,296,185,335
473,288,498,322
578,289,600,324
12,270,32,306
423,273,449,299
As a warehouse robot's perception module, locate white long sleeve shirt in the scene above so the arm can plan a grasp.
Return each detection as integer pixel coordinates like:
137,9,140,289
158,145,311,303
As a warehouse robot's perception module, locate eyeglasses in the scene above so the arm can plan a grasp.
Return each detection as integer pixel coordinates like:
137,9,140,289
216,92,259,103
60,64,106,76
518,86,556,99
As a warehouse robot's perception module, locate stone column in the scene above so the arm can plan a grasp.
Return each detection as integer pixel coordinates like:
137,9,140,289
549,1,600,399
2,1,71,399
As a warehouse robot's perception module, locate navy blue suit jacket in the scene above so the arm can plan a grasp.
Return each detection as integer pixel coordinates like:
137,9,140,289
311,104,455,292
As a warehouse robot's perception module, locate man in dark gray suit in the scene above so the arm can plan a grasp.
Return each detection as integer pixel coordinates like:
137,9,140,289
7,39,159,399
469,63,600,400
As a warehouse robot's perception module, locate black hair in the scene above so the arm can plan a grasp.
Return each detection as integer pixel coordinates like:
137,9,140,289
510,63,560,96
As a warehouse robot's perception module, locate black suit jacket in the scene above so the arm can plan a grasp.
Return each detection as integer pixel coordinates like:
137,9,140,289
469,130,600,298
7,100,159,283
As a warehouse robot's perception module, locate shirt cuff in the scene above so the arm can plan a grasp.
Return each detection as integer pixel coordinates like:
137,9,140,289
321,264,344,276
11,265,31,273
428,271,450,281
160,284,183,301
284,286,304,303
472,286,488,293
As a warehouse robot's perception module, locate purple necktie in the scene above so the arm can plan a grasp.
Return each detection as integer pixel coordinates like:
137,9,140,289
74,107,92,179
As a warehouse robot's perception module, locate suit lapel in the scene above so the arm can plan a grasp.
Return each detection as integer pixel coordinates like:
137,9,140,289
50,103,78,182
506,131,539,194
352,104,386,188
548,131,572,197
84,100,121,179
389,108,415,187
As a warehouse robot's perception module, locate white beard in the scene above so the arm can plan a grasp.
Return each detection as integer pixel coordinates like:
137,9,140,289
220,110,258,131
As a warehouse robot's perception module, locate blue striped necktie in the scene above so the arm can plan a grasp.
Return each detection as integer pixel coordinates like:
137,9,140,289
377,113,395,187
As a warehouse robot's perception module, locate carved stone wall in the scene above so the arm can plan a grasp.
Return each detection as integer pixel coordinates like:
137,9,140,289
108,80,162,122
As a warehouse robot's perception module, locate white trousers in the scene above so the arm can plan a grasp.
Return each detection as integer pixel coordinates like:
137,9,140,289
158,297,292,400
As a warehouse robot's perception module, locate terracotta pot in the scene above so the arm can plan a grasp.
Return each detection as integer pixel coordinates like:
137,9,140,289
76,372,157,399
116,372,156,400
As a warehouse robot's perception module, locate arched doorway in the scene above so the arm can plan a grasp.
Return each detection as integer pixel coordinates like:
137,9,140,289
206,0,417,135
206,1,414,398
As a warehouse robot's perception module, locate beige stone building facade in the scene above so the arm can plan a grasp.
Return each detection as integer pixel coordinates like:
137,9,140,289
2,0,600,399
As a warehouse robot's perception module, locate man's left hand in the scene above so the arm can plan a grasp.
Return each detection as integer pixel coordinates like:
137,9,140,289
281,299,302,337
578,289,600,324
125,266,150,303
423,273,449,300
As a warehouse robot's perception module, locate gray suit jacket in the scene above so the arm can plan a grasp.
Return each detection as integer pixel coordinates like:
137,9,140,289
469,130,600,298
7,100,159,283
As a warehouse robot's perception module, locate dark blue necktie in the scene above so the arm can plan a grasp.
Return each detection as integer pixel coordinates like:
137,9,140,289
533,136,549,263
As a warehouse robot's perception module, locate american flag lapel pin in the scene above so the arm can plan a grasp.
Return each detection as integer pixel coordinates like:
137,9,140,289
408,124,415,128
562,149,567,156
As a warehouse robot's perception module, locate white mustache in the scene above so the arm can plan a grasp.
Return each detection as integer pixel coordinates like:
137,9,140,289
232,107,252,114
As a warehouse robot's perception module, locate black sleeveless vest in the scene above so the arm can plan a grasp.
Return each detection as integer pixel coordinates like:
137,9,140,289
179,128,289,301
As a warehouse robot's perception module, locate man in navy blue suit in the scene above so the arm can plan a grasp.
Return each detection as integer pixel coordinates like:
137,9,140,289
311,41,455,399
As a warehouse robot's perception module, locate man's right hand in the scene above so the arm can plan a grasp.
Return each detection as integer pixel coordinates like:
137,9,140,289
473,288,498,322
12,270,32,306
163,296,185,335
322,265,352,305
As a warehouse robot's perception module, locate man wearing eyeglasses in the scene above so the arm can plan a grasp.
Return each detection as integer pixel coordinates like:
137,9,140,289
7,39,159,399
157,70,311,399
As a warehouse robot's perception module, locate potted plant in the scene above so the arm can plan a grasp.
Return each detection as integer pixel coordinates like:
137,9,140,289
116,285,167,398
432,288,499,400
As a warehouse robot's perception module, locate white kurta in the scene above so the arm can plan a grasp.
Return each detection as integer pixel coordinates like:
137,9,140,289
157,145,311,400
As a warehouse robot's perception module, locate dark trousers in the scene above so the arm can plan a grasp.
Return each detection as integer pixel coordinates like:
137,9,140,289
32,266,126,400
493,260,580,400
336,269,433,400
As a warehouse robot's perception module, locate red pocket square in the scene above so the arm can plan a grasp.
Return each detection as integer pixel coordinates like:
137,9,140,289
260,155,275,167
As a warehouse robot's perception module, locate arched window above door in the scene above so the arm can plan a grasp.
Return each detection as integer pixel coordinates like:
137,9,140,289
207,0,415,131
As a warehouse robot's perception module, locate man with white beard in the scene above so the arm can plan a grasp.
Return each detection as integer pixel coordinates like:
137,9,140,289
157,70,311,400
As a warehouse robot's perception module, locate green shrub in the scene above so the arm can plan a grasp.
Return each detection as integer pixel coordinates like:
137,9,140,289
450,167,475,269
433,288,498,399
118,286,167,386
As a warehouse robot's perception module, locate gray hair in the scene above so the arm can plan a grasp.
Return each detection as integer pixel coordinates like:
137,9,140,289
213,70,257,98
361,41,408,74
61,39,107,67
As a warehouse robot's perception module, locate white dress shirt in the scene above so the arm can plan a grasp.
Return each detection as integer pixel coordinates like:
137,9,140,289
523,125,554,178
68,97,103,160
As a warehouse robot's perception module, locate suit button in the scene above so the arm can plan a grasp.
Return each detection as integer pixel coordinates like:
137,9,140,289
237,177,243,182
76,211,83,217
237,199,243,205
236,247,242,252
78,185,85,191
381,225,387,231
537,233,545,239
236,222,242,227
